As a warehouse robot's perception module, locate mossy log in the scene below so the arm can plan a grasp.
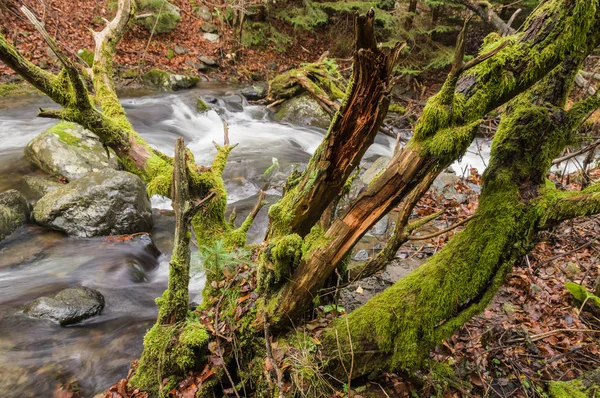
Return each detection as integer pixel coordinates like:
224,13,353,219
317,54,600,378
267,0,600,327
268,56,346,108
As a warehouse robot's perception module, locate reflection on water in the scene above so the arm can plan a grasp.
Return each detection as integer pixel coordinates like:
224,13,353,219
0,85,396,396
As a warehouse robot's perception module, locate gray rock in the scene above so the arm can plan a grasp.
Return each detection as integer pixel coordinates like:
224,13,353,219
142,68,199,91
33,169,153,237
360,156,391,185
138,0,181,34
352,249,370,261
201,21,218,33
202,32,219,43
24,287,105,326
198,55,218,66
25,122,118,181
240,84,267,101
0,190,29,242
431,172,466,201
274,94,331,129
173,45,187,55
194,5,212,20
222,94,244,112
23,175,62,197
370,215,389,236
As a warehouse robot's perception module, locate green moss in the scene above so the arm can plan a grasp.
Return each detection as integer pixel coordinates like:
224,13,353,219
77,48,94,67
130,317,209,397
0,81,40,97
145,154,173,197
275,0,328,30
242,22,292,52
271,234,303,282
46,122,91,148
143,68,170,87
548,380,588,398
196,97,211,113
388,103,406,114
323,54,591,372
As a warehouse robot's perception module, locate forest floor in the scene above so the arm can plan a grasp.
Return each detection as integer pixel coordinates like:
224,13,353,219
0,0,332,85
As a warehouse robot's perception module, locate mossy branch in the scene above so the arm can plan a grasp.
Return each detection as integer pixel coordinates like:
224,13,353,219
539,185,600,229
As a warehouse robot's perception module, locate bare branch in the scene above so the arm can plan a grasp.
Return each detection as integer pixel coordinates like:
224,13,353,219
20,6,92,111
408,214,476,241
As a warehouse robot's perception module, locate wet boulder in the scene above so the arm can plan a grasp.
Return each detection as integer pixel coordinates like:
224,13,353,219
142,68,199,91
137,0,181,34
274,94,331,129
240,83,267,101
23,175,62,197
0,189,29,242
25,122,118,181
33,169,153,237
24,286,105,326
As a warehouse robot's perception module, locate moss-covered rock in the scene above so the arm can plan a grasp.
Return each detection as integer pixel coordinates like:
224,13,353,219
33,169,153,237
137,0,181,34
0,81,40,97
22,175,62,198
196,97,211,113
142,68,199,91
25,122,118,181
274,94,331,129
0,189,29,242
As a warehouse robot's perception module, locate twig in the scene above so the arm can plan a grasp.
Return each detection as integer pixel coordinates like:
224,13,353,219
264,318,285,398
537,237,599,267
506,328,600,344
408,215,476,241
552,138,600,165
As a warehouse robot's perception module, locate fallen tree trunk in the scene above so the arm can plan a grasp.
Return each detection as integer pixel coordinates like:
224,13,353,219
319,54,600,380
267,0,600,326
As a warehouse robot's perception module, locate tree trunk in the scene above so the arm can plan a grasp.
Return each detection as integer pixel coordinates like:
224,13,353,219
318,54,600,380
267,0,600,327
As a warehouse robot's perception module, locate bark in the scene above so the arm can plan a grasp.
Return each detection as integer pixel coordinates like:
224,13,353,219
268,0,600,327
265,10,404,239
404,0,418,31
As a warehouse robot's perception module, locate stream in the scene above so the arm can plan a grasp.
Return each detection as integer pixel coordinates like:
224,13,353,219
0,84,492,397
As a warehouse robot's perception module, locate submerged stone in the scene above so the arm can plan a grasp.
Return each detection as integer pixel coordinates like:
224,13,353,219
24,286,105,326
274,94,331,129
0,189,29,242
196,97,211,113
33,169,153,237
25,122,118,181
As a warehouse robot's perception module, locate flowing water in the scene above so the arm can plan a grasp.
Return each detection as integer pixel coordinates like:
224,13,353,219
0,84,403,397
